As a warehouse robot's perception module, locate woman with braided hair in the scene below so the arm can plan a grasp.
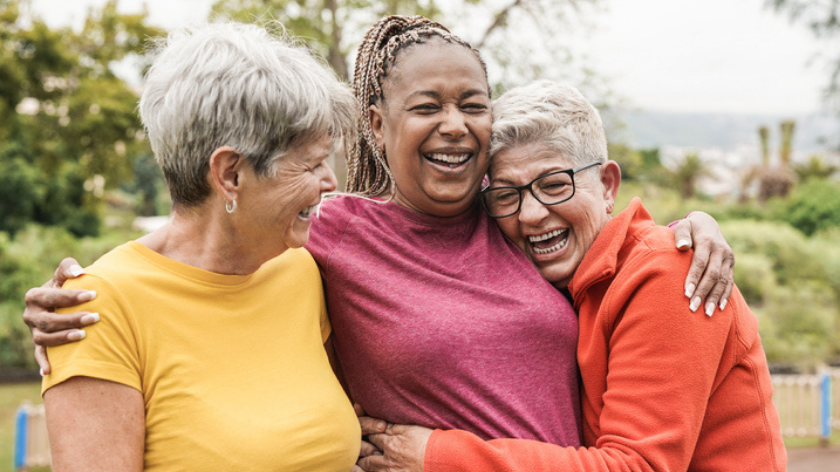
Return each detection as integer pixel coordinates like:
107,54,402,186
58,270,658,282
24,15,737,466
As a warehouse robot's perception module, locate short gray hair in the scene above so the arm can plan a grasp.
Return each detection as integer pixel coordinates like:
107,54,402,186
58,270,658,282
139,22,355,207
490,80,607,168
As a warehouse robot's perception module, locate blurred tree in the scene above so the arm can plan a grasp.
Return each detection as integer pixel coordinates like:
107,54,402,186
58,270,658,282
670,152,711,199
756,120,796,202
779,119,796,166
779,179,840,236
210,0,441,80
721,218,840,367
0,0,164,236
793,153,838,181
758,125,770,167
607,143,642,181
210,0,602,83
769,0,840,112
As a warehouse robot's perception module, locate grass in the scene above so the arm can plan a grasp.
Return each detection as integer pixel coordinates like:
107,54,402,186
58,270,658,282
784,429,840,449
0,382,49,472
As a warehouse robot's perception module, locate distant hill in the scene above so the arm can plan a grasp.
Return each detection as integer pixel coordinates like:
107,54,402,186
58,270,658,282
609,110,839,153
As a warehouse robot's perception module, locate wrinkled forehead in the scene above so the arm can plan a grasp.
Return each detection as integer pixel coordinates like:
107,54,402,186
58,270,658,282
489,142,574,181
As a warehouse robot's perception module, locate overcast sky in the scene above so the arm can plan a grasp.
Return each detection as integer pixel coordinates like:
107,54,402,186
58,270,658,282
29,0,829,116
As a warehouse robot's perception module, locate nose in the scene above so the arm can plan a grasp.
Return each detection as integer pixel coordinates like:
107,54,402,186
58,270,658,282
438,105,468,139
321,162,338,193
518,190,549,226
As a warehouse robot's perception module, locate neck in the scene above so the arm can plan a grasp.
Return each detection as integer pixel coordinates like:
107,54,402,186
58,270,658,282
137,204,285,275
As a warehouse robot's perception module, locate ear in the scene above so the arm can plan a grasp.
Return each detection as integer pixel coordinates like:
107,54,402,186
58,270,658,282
369,104,386,152
208,146,244,202
599,160,621,213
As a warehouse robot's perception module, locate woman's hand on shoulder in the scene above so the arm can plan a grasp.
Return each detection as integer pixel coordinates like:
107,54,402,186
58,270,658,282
23,257,101,374
673,212,735,317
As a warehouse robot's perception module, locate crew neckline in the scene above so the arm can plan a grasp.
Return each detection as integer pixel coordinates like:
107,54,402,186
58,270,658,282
125,240,259,287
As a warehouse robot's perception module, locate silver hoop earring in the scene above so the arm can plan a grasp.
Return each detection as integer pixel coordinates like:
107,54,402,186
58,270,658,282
225,198,237,214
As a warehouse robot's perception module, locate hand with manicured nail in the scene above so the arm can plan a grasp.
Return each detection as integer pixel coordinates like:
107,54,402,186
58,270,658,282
22,257,98,374
672,212,735,316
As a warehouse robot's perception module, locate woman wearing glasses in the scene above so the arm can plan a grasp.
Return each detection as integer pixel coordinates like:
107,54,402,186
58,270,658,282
357,81,785,472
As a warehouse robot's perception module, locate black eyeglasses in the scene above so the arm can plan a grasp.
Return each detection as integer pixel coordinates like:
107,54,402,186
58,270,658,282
480,162,603,218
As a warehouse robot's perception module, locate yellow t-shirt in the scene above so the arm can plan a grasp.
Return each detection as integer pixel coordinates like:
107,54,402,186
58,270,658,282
43,242,360,471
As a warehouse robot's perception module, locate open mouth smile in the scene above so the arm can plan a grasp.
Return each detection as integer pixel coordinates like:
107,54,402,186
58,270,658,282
299,203,319,218
424,152,473,169
528,228,569,255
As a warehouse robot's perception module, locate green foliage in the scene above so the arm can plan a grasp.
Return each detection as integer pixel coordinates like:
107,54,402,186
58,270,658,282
0,223,140,369
608,143,642,181
0,0,163,237
794,154,838,181
670,152,712,198
720,219,840,366
210,0,442,79
732,253,776,306
755,285,838,366
777,179,840,236
720,220,823,284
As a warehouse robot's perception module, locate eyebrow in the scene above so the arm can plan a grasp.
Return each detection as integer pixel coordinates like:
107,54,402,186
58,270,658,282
406,88,489,101
489,167,568,186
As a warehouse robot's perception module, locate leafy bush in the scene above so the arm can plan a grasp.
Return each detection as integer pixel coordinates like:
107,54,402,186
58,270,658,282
756,286,838,367
0,224,138,369
778,179,840,236
732,253,776,306
719,220,825,285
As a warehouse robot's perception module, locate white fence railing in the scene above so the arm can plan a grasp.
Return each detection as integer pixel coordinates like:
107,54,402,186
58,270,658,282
771,368,839,440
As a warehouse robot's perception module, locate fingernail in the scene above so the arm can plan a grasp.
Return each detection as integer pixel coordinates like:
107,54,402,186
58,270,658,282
705,302,715,317
67,329,86,341
80,312,100,325
39,368,45,377
378,421,386,431
685,283,695,298
68,264,85,277
719,299,727,311
78,290,97,302
690,297,701,312
677,239,690,250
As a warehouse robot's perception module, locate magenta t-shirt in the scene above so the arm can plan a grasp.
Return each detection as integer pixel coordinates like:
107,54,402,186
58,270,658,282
306,196,581,446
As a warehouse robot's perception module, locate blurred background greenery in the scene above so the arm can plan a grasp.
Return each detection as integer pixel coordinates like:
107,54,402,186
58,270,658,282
0,0,838,374
1,0,839,469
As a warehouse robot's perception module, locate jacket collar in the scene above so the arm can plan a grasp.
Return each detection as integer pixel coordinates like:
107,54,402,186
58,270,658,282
568,198,653,310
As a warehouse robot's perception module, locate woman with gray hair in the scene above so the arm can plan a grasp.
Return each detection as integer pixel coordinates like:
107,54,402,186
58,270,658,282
41,22,361,471
357,81,785,472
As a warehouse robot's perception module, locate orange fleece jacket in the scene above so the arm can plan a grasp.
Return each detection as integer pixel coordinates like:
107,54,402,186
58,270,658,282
425,198,786,472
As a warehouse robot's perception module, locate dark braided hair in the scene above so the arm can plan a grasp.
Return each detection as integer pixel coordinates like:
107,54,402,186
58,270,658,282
347,15,489,196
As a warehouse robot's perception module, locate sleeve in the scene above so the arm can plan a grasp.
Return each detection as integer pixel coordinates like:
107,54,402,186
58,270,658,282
305,197,354,278
42,274,142,396
425,250,732,472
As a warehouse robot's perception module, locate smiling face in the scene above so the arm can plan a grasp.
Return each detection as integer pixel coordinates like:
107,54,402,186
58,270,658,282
240,135,337,255
369,41,492,217
490,142,618,288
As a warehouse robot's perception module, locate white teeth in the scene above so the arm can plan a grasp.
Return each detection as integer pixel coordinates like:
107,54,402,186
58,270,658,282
528,228,566,243
299,204,319,217
528,229,569,255
426,153,470,164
